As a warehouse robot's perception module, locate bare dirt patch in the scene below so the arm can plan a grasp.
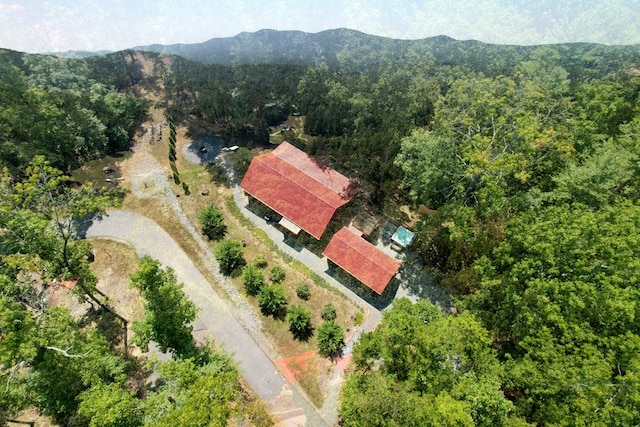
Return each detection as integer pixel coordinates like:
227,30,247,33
88,238,144,324
276,351,329,408
8,408,57,427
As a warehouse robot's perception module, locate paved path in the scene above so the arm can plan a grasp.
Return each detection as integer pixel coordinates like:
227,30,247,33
83,210,327,426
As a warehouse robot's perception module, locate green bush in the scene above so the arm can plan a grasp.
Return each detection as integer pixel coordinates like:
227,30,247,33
198,205,227,241
182,182,190,195
287,305,313,340
206,162,229,187
173,172,180,185
253,254,268,269
228,147,255,177
241,265,265,296
296,283,310,300
321,303,337,321
269,265,286,283
257,284,287,317
317,320,344,358
215,240,245,275
354,311,364,326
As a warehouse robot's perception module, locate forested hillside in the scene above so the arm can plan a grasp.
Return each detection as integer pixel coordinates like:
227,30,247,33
2,29,640,425
0,50,148,176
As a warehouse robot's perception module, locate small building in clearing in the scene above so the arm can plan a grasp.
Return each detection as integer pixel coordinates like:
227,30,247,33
323,227,401,295
240,142,354,239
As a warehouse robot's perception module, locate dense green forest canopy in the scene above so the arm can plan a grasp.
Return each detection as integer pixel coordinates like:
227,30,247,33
0,49,148,175
2,30,640,425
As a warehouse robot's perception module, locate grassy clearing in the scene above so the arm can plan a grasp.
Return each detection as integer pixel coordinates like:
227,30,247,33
89,238,142,318
87,238,145,349
71,151,132,190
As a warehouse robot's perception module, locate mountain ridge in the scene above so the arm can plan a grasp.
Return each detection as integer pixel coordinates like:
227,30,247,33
129,28,499,66
128,29,639,71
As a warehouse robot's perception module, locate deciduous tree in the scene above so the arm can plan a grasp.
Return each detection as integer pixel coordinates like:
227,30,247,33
287,305,313,340
317,320,344,358
129,256,198,357
214,240,245,275
197,205,227,241
257,284,287,317
241,264,265,296
340,299,516,426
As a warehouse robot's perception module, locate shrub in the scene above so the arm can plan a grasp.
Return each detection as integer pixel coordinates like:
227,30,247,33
215,240,245,275
287,305,313,340
296,283,310,300
241,265,265,296
253,254,268,269
269,265,286,283
257,284,287,317
354,311,364,326
317,320,344,358
321,303,337,321
182,182,190,195
198,205,227,241
173,172,180,185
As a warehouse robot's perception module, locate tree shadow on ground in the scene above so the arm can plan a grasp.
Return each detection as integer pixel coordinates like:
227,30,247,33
76,212,106,239
291,327,314,342
81,306,125,347
260,304,287,321
395,259,453,311
183,137,223,164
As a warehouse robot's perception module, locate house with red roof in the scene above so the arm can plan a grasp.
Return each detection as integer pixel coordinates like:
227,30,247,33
323,227,401,295
240,142,354,239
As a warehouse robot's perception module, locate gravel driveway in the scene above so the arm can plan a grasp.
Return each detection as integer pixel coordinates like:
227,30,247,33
80,138,331,425
82,211,325,426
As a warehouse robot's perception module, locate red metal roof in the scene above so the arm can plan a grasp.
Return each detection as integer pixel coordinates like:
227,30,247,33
323,227,401,294
240,142,353,239
271,142,352,195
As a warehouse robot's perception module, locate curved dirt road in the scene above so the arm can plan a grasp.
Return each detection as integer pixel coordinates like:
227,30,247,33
83,210,327,426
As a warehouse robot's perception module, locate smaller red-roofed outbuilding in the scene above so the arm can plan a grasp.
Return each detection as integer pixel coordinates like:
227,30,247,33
323,227,400,295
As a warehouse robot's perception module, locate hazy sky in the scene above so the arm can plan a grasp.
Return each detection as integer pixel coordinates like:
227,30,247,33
1,0,639,53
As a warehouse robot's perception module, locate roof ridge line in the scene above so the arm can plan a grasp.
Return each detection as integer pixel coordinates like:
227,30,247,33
273,146,351,199
257,154,345,210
